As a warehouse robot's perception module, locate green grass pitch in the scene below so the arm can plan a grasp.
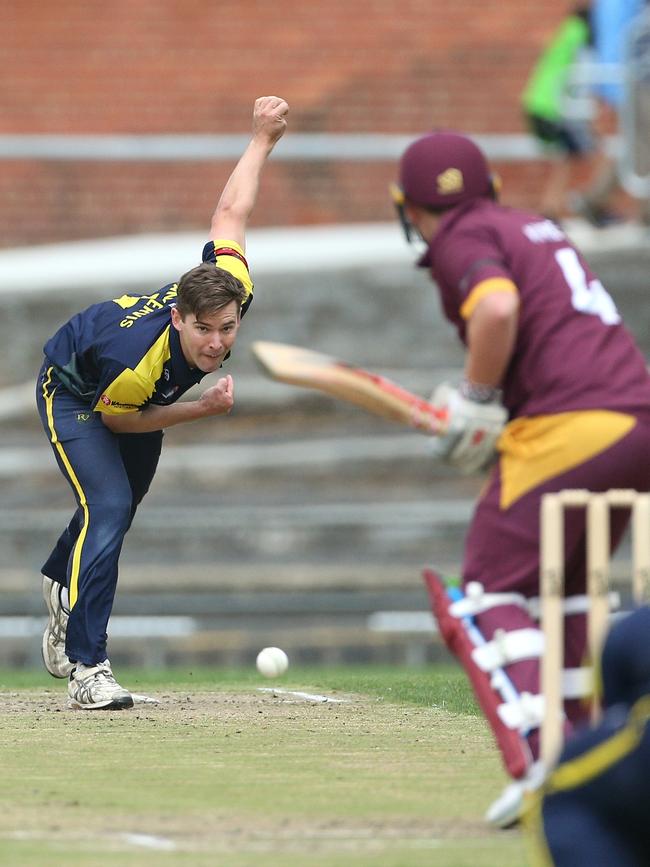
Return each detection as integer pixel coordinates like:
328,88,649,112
0,665,528,866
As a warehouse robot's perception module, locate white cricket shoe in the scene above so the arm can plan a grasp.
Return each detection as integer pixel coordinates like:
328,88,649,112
68,660,134,710
42,575,74,678
484,760,546,829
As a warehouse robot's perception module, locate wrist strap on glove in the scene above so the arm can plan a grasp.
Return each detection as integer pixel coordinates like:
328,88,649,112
459,378,502,405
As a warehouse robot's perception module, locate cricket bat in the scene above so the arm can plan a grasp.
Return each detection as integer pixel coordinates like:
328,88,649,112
251,341,448,434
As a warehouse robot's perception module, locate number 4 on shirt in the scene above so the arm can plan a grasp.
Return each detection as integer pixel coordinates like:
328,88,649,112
555,247,621,325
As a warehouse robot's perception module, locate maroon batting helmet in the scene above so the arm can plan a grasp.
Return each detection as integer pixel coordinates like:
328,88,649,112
397,132,495,210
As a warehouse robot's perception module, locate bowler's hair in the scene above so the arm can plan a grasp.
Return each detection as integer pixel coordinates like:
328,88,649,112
175,262,246,319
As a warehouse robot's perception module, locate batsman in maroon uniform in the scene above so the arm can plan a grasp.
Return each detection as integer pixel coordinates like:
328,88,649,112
391,132,650,827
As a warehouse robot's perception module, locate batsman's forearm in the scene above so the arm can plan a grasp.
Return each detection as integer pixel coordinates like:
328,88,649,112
465,327,515,387
464,294,519,387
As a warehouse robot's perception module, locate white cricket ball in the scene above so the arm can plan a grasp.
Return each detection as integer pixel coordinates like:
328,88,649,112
256,646,289,678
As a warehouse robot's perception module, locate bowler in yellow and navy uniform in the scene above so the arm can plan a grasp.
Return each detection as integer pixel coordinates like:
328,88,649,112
36,93,288,710
36,242,251,668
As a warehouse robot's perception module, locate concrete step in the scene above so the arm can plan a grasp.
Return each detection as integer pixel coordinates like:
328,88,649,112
0,497,473,575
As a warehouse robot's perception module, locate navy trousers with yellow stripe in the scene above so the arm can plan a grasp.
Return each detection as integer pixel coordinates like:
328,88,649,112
37,364,162,665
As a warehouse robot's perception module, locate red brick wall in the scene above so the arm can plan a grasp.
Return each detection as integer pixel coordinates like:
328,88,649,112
1,0,587,246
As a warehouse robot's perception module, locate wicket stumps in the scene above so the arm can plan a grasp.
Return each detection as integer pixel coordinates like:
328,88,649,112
540,488,650,765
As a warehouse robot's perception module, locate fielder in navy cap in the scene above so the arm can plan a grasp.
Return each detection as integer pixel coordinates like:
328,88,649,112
601,604,650,708
528,606,650,866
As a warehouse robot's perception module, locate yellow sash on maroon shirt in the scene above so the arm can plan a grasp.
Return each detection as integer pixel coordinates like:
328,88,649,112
498,410,636,510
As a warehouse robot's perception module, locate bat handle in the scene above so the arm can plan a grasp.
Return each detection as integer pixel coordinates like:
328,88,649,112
410,405,448,435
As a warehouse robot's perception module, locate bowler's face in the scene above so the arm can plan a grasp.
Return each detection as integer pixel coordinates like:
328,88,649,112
171,301,240,372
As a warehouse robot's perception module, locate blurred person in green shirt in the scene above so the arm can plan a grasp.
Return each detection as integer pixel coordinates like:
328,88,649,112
522,4,620,226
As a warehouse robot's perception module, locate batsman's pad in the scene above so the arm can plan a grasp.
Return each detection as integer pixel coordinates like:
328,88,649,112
423,568,532,780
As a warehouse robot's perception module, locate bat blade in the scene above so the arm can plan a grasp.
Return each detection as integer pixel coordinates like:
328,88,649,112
251,341,447,434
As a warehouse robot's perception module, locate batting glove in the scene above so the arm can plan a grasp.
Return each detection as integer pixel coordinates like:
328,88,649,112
428,382,507,475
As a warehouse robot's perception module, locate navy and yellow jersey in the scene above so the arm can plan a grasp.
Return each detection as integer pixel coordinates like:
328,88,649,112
527,697,650,866
43,240,252,415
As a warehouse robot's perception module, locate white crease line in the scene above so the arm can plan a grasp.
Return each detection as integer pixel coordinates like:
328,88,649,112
131,693,161,704
120,833,176,851
258,687,349,704
5,830,176,851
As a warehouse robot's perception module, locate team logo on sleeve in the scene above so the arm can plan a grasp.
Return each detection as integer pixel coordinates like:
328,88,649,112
99,394,139,409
